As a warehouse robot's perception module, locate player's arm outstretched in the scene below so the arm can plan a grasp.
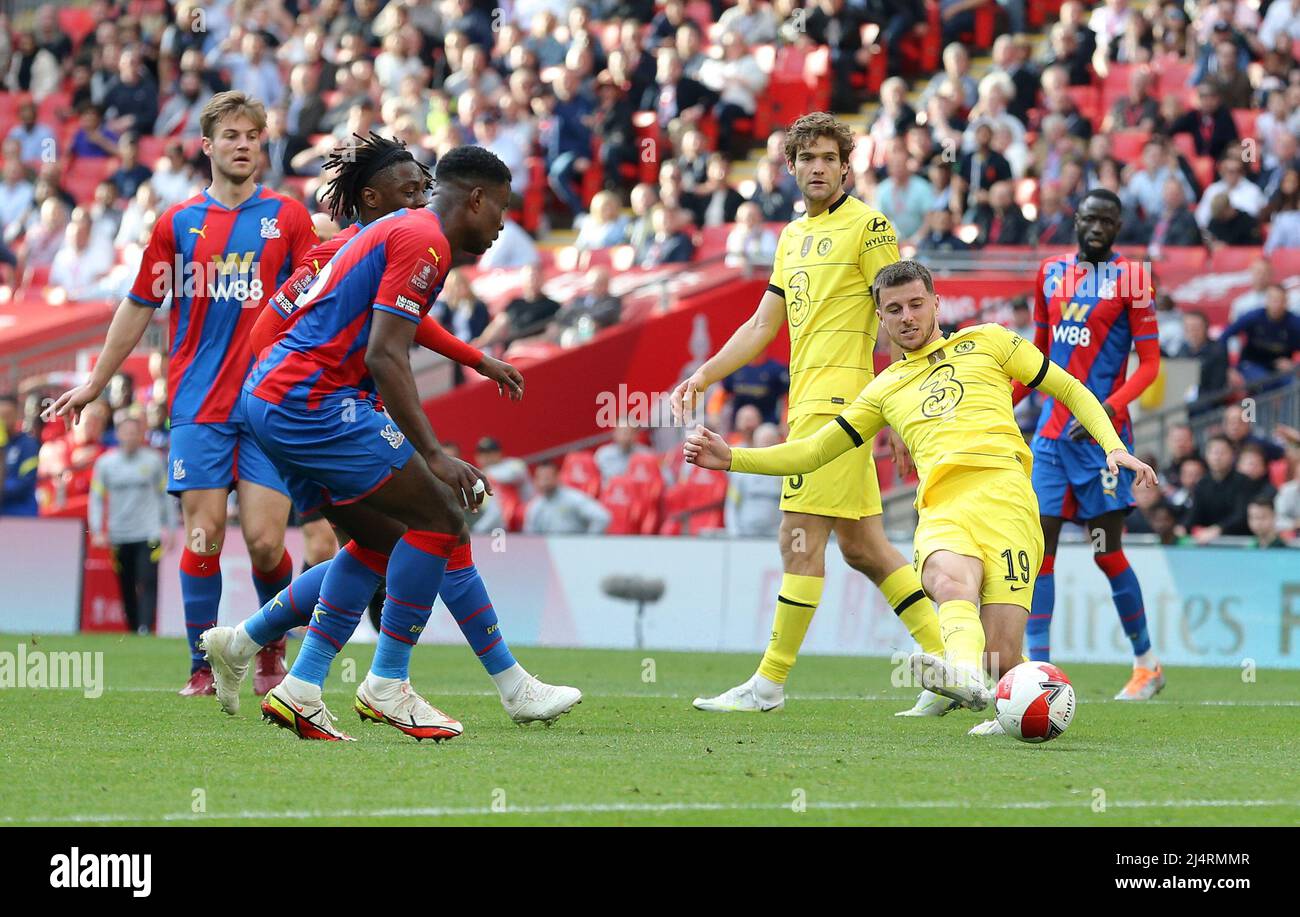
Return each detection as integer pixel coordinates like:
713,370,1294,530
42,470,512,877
685,387,886,475
1005,337,1158,485
670,288,786,420
46,298,156,423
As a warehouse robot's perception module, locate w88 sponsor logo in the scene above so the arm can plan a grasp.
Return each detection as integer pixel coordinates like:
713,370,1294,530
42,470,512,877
1053,324,1092,347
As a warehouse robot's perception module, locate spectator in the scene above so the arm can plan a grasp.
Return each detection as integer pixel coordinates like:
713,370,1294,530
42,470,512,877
727,404,762,446
1247,497,1291,549
641,204,696,267
1162,423,1199,483
967,71,1029,148
1222,404,1285,463
116,183,162,249
0,394,39,516
589,71,636,191
102,48,160,137
523,461,611,534
19,197,69,277
477,264,562,347
725,201,778,268
712,0,778,46
7,99,56,168
1259,0,1300,49
720,354,789,426
574,191,630,252
595,423,651,483
957,122,1013,209
922,42,980,112
1220,286,1300,385
916,206,970,253
1196,156,1267,229
1041,20,1092,85
150,142,198,207
1204,192,1261,247
1273,429,1300,530
479,215,541,270
1183,435,1251,540
68,103,120,160
674,127,710,191
695,154,745,227
1037,65,1092,142
725,422,784,536
970,180,1031,246
0,158,34,246
41,401,110,508
1145,502,1184,546
876,143,935,242
1125,472,1165,536
642,47,716,140
86,180,122,249
111,134,153,203
647,0,689,48
1263,170,1300,254
1032,183,1074,246
1155,293,1187,358
869,78,919,149
1237,442,1279,506
1147,177,1205,249
1229,260,1280,322
748,157,797,222
1103,66,1159,133
1169,83,1239,161
1122,138,1194,223
802,0,872,111
542,67,596,218
5,29,60,100
697,32,767,157
1196,37,1254,110
88,415,174,634
48,208,115,302
432,269,490,359
1168,454,1206,515
1175,310,1230,406
625,182,660,261
552,267,623,345
207,30,285,108
674,21,709,81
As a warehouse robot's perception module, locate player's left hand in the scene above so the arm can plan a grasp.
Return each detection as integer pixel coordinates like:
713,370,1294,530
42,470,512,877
683,424,732,471
1067,402,1116,442
1107,449,1157,489
476,355,524,400
888,429,914,478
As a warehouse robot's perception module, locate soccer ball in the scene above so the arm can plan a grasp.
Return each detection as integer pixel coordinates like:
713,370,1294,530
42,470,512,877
994,661,1076,743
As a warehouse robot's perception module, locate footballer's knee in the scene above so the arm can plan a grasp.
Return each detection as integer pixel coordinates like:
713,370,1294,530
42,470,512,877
243,531,286,571
921,561,980,606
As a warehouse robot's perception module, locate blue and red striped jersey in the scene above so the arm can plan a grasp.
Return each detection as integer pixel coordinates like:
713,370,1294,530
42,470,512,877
127,185,316,425
267,222,362,321
1032,252,1158,441
245,208,452,411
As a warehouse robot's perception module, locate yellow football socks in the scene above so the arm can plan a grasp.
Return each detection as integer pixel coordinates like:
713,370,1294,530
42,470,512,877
938,599,984,672
756,573,824,684
879,564,944,656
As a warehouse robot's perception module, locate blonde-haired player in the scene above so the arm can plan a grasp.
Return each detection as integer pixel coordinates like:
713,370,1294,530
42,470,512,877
671,113,947,715
683,261,1157,734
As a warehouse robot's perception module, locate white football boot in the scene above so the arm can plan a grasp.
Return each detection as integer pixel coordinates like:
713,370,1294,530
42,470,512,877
909,652,992,712
502,674,582,725
692,674,784,712
968,719,1007,736
261,681,354,741
355,677,463,742
895,688,961,717
199,625,258,715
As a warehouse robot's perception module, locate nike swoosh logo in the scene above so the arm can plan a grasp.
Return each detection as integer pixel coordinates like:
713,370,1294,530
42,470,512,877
1010,586,1027,592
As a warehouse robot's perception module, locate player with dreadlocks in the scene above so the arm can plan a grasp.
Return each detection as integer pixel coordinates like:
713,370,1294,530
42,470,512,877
201,144,580,737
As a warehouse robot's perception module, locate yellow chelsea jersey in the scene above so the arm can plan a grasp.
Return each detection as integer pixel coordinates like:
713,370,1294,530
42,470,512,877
767,193,899,420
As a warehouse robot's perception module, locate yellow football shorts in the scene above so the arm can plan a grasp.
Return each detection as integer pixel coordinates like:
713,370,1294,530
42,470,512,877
912,466,1044,611
777,412,883,519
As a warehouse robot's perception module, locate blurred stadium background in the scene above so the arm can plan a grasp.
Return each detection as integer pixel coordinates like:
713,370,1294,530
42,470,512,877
0,0,1297,669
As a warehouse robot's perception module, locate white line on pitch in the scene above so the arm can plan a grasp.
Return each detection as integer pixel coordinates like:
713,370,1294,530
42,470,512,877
5,797,1298,825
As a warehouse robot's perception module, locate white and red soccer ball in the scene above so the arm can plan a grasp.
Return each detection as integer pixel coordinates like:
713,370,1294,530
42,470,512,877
994,661,1076,743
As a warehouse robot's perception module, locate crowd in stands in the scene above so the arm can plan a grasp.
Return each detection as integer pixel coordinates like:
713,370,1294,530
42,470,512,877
0,0,1297,545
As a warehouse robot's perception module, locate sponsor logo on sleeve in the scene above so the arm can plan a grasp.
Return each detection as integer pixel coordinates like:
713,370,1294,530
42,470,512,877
409,260,434,293
395,294,423,316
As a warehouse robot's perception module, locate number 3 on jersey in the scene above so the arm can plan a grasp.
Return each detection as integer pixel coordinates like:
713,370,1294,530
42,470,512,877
787,271,811,327
919,364,964,417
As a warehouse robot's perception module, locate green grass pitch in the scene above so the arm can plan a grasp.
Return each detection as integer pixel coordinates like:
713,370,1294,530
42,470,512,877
2,633,1297,826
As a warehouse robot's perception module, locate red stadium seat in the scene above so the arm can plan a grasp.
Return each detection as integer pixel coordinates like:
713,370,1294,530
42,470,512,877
1109,129,1150,163
1028,0,1066,28
1156,59,1193,96
136,135,167,168
1066,85,1102,127
600,474,654,535
1208,246,1263,273
560,450,602,498
36,91,73,128
1157,247,1208,272
632,111,663,185
58,7,97,51
1231,109,1258,140
1171,132,1198,162
1190,155,1216,190
625,451,666,534
63,157,117,205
